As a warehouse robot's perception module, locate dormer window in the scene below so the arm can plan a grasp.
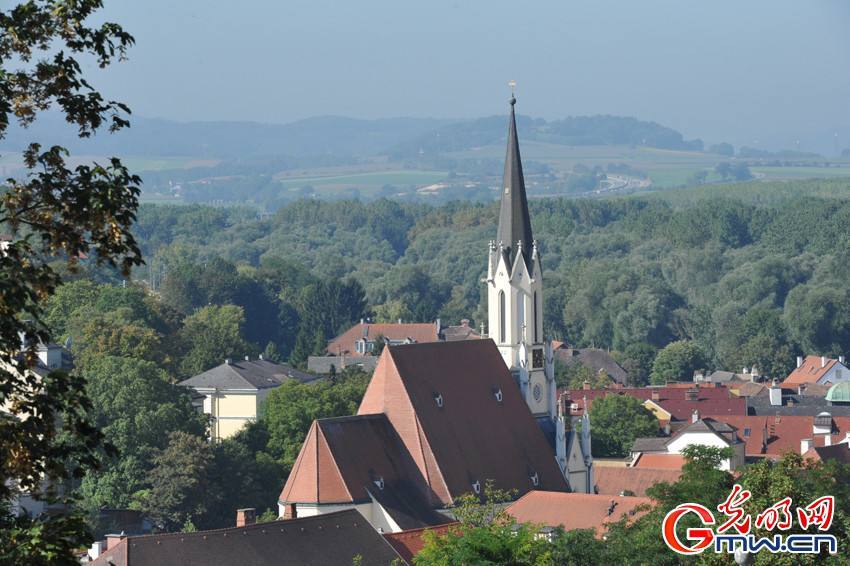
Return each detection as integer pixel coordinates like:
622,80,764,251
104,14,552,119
434,393,444,408
373,477,384,490
530,472,539,487
493,388,503,403
472,480,481,494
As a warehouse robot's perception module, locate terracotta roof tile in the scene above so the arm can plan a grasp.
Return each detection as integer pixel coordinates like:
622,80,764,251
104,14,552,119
326,322,439,356
632,454,685,470
707,414,850,457
782,355,839,386
383,523,457,564
563,386,745,422
594,467,681,497
506,491,652,537
359,340,568,505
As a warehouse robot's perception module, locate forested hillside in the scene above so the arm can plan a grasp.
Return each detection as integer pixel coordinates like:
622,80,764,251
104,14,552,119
54,177,850,531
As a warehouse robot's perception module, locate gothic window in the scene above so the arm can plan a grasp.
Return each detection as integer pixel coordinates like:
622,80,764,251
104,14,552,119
533,348,543,369
533,291,539,343
499,290,506,343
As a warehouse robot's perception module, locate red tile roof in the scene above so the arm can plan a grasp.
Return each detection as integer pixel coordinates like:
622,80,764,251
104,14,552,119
326,322,439,356
782,355,839,386
506,491,652,537
594,467,681,497
278,414,450,529
563,386,746,422
358,340,569,505
632,453,685,470
706,414,850,457
383,523,457,564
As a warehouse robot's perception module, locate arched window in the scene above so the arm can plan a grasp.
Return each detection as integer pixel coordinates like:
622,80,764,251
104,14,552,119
533,291,539,343
499,290,506,343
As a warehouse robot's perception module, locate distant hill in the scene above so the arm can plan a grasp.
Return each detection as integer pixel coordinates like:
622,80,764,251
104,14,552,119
391,114,703,158
0,114,452,159
2,112,702,162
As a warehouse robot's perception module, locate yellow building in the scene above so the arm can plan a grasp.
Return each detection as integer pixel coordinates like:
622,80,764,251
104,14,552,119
179,356,320,441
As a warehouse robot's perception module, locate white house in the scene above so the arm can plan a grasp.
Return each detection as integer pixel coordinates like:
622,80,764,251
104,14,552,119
631,416,746,471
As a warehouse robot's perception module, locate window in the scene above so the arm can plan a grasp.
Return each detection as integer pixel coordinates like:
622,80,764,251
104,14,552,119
472,480,481,494
499,290,506,343
533,292,539,343
433,392,444,408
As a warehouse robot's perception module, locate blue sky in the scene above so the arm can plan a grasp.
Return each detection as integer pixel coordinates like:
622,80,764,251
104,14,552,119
86,0,850,150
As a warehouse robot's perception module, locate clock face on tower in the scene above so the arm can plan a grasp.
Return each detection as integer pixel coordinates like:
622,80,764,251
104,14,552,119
532,348,544,369
533,382,542,402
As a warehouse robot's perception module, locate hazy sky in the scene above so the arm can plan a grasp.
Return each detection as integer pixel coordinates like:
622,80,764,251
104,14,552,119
87,0,850,150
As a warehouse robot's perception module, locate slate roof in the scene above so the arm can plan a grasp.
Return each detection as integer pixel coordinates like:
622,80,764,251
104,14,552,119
496,96,534,269
358,340,569,505
747,391,850,416
179,358,319,391
631,437,669,452
783,355,841,386
593,467,681,497
89,510,401,566
506,491,652,537
631,418,742,453
554,347,629,385
279,414,450,530
326,322,439,356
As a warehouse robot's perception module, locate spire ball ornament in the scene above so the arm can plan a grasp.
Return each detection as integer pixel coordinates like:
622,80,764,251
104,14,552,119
508,79,517,105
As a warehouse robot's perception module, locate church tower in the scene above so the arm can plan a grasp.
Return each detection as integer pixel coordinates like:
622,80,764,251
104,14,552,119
487,95,554,419
485,95,593,492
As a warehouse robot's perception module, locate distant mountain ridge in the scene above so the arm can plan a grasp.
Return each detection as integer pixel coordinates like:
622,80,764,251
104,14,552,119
1,112,702,160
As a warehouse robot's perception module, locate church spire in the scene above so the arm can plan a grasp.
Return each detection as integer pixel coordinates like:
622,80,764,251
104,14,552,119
496,95,534,269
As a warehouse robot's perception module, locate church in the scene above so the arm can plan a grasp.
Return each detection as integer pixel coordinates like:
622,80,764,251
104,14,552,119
277,97,594,531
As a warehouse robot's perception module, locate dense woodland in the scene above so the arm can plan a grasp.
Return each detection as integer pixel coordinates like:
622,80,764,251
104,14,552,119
45,177,850,531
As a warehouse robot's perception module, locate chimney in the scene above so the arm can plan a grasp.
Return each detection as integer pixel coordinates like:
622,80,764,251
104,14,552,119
651,390,660,402
825,435,832,447
461,319,470,327
769,380,782,406
801,438,813,454
106,533,126,550
236,508,256,528
360,318,364,324
691,409,700,424
583,380,591,390
258,354,264,361
822,356,827,368
398,318,402,324
797,356,804,368
244,355,250,362
225,358,232,365
841,356,846,365
685,387,698,401
282,503,297,520
435,318,441,335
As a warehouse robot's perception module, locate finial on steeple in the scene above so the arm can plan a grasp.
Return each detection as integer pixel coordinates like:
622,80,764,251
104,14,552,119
508,80,517,106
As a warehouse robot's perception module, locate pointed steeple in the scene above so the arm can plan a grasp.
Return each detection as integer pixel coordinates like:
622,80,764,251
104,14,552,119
496,96,534,269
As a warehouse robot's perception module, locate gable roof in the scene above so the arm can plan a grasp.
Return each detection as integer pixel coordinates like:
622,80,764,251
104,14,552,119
506,491,652,537
564,386,745,422
179,358,319,390
805,443,850,464
358,340,568,505
593,467,682,497
783,355,841,386
746,389,850,416
279,414,450,530
89,510,401,566
707,414,850,457
326,322,439,356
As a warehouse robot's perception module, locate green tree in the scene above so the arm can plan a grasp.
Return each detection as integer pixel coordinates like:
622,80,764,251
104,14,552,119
139,431,216,532
0,2,142,562
78,356,205,511
179,304,253,377
650,340,706,384
619,342,657,386
261,370,369,471
588,394,659,457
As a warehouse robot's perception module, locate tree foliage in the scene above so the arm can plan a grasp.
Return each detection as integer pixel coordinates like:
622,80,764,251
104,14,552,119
588,394,659,457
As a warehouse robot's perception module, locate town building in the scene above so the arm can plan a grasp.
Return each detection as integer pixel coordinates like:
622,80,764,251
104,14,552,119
505,491,652,538
782,355,850,388
87,509,402,566
279,340,570,531
707,413,850,458
630,417,746,471
552,341,629,384
593,466,682,497
178,356,320,441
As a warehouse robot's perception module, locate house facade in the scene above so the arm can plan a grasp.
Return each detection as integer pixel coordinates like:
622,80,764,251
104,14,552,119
178,356,320,441
782,355,850,388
